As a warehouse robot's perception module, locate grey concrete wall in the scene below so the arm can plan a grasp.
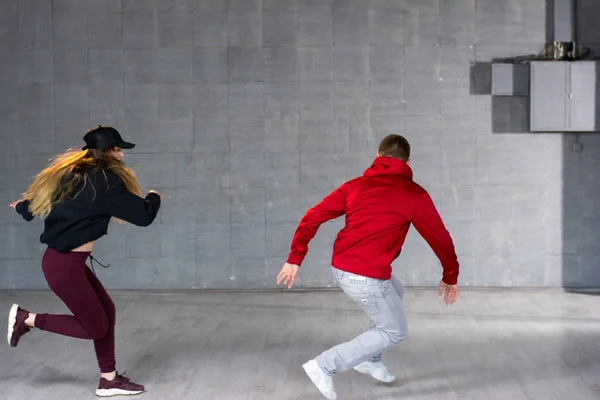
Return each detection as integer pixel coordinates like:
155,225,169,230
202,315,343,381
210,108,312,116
1,0,600,290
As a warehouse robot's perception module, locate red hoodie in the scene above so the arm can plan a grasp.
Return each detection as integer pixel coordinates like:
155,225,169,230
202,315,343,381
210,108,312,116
286,156,459,285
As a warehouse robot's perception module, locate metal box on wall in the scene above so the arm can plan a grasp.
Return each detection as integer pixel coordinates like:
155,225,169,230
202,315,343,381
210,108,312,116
491,63,529,96
529,61,599,132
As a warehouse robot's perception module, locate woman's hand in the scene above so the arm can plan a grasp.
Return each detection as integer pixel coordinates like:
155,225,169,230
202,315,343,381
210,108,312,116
9,200,20,209
148,190,165,199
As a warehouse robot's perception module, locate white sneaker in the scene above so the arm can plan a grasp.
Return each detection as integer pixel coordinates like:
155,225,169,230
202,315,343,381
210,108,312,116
353,361,396,383
302,359,337,400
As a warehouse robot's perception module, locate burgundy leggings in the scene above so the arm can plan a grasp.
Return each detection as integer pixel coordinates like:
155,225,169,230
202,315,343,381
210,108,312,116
35,247,116,373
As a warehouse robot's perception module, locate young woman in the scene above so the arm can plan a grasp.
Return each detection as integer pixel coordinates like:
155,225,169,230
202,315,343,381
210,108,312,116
7,126,163,397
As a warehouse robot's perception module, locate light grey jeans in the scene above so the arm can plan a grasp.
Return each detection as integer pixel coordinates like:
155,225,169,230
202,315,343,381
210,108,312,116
315,267,407,375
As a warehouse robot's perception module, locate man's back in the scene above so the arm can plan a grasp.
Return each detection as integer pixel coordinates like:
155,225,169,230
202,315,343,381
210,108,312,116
287,156,459,285
334,158,429,279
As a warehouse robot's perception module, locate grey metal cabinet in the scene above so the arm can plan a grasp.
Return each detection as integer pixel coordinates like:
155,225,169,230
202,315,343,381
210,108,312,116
569,62,597,131
530,62,568,131
530,61,599,132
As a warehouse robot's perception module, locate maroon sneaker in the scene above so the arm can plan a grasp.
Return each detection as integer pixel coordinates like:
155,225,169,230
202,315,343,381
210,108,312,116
95,372,145,397
7,303,30,347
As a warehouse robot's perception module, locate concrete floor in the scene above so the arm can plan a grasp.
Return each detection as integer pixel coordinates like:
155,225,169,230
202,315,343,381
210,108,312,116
1,288,599,400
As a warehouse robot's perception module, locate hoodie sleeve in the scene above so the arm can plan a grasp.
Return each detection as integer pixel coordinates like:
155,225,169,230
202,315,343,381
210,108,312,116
105,173,161,227
410,192,459,285
286,183,347,266
15,200,35,222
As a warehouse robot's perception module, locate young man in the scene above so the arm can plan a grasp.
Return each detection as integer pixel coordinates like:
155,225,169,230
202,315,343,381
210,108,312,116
276,134,460,400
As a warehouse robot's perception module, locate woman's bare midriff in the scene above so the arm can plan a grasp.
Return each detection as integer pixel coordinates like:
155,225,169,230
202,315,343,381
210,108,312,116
72,241,95,252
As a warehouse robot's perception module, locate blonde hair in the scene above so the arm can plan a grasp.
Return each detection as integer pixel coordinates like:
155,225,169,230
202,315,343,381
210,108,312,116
22,147,142,221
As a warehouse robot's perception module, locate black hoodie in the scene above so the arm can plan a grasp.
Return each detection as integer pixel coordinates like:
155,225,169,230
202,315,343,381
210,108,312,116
15,170,161,252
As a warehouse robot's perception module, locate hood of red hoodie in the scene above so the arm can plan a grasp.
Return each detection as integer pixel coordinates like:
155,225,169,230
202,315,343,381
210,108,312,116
363,156,413,179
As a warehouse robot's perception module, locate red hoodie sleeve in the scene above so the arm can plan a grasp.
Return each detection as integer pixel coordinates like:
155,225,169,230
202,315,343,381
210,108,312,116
286,184,347,266
410,192,459,285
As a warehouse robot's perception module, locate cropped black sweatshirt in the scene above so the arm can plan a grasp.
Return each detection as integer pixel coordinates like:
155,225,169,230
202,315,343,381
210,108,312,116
15,169,161,253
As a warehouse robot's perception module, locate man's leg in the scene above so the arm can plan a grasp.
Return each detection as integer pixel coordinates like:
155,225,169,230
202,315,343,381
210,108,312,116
368,274,405,363
314,271,407,375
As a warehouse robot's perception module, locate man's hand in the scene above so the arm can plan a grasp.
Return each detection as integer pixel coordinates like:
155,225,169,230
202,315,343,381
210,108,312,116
277,263,300,289
438,280,459,305
9,200,20,209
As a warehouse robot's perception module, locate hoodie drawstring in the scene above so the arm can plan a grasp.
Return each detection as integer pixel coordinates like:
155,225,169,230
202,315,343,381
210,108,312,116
88,254,110,275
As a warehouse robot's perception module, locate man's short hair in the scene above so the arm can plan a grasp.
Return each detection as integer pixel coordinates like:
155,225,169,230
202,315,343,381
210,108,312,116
378,134,410,162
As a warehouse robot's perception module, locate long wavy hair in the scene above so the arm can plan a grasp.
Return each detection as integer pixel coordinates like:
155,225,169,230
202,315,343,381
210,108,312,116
21,147,142,221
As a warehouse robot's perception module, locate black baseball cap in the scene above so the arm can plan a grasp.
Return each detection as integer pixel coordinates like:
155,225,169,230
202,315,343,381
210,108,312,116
82,126,135,150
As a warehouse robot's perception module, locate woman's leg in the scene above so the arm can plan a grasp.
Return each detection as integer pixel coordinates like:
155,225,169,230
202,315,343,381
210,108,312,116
6,250,105,347
85,265,116,375
81,263,145,397
34,250,110,342
10,248,145,396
